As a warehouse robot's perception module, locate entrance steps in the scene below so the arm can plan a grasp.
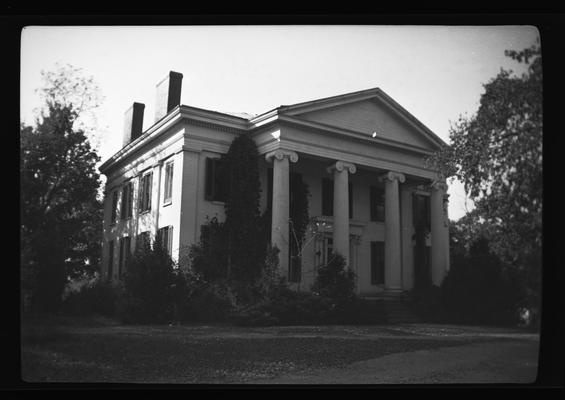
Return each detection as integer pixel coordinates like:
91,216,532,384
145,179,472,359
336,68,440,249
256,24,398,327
362,292,421,324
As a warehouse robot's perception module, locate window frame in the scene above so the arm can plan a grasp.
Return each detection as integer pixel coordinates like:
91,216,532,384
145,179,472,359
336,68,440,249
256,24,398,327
138,171,153,214
157,226,174,255
120,181,133,220
110,190,119,225
321,178,352,218
118,236,131,278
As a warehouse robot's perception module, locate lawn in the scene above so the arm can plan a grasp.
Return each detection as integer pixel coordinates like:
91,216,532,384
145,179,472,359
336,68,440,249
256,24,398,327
20,314,525,384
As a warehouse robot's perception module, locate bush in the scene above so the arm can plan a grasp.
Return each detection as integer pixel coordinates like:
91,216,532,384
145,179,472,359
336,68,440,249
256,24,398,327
311,252,355,300
232,250,387,326
60,276,118,317
117,241,181,324
440,238,522,326
181,282,236,323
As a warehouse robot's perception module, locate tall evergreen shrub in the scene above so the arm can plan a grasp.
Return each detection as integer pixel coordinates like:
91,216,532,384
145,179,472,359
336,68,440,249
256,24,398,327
223,134,263,282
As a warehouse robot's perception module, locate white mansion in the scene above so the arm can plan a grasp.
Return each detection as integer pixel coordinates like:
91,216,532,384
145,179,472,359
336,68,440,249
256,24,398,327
100,71,450,296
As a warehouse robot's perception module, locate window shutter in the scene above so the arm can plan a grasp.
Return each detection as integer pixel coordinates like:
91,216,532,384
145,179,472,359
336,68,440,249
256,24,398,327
167,226,173,255
164,162,173,203
111,191,118,224
146,173,152,211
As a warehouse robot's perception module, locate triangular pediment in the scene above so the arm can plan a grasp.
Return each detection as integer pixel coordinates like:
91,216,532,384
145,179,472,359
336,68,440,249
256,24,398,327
282,91,443,151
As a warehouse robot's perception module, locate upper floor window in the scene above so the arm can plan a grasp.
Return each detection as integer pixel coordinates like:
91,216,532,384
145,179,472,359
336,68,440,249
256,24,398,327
120,181,133,220
205,157,228,202
321,178,352,218
163,161,174,205
138,172,153,213
370,186,385,222
110,190,119,224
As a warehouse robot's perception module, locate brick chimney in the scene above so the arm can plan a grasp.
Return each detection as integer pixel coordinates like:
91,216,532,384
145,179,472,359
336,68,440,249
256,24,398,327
154,71,183,122
123,102,145,147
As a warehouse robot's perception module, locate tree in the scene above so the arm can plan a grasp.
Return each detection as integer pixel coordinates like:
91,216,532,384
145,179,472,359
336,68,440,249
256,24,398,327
223,134,263,282
21,66,103,312
428,41,542,309
35,63,105,149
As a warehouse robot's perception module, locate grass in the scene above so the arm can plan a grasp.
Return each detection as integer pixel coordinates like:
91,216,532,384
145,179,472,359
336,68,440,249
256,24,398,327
20,313,518,384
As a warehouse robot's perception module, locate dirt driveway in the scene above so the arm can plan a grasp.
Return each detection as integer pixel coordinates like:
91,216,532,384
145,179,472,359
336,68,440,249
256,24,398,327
249,338,539,384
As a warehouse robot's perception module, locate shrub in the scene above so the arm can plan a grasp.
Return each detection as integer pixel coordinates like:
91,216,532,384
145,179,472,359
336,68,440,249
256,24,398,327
60,276,118,317
440,238,522,326
117,241,181,324
188,217,229,281
311,252,355,300
181,282,236,323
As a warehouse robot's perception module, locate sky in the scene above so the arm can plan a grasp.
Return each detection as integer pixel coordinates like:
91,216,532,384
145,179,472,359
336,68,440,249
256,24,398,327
20,25,540,221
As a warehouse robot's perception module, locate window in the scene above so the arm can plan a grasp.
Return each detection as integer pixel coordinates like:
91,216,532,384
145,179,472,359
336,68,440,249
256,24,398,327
413,194,431,230
110,190,119,224
205,157,228,202
163,161,174,204
322,178,333,216
107,240,114,280
157,226,173,255
138,172,153,213
120,182,133,220
370,241,385,285
118,236,131,278
136,231,151,252
321,178,352,218
370,186,385,222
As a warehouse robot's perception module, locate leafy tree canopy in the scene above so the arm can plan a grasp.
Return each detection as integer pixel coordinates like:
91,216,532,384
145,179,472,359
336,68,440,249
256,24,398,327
21,65,104,311
428,41,542,305
35,63,105,148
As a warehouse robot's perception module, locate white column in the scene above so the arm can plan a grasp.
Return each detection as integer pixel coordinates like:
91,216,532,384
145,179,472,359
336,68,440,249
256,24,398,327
381,171,405,291
327,161,356,266
400,187,414,291
265,150,298,277
431,181,449,286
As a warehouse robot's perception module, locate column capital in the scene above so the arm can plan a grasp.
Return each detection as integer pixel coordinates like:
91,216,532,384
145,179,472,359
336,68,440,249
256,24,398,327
265,149,299,163
326,160,357,174
380,171,406,183
430,180,448,192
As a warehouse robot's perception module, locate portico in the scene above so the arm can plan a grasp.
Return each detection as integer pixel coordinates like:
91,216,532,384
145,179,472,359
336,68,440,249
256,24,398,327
265,149,449,294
